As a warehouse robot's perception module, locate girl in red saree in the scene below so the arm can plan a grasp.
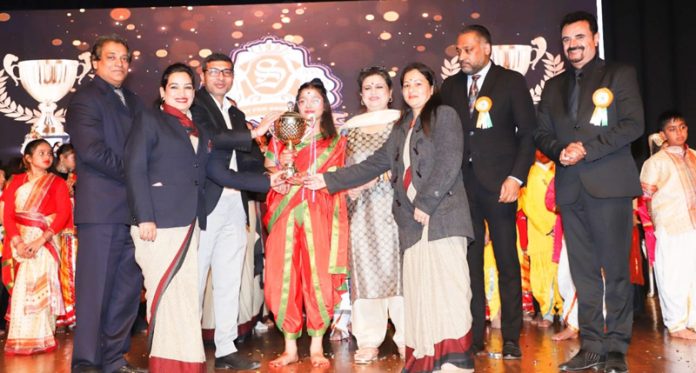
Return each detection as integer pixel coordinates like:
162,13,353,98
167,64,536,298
2,139,71,355
263,78,348,368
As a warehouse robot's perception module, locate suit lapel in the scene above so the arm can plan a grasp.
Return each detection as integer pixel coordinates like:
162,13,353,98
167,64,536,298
196,90,227,132
477,63,499,99
453,72,474,129
161,111,197,156
577,61,606,125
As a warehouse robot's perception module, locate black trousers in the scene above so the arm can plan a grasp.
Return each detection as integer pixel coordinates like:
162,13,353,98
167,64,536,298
71,224,143,373
560,188,633,354
466,176,522,348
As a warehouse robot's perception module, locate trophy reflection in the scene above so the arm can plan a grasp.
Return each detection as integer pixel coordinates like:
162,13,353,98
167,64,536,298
272,102,308,179
491,37,547,76
3,52,91,148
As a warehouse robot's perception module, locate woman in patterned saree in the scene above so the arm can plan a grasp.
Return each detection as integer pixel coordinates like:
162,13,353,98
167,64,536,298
2,139,72,355
342,66,404,363
263,78,349,368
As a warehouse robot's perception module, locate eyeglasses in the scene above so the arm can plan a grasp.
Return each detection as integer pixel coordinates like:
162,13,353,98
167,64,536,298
205,68,233,77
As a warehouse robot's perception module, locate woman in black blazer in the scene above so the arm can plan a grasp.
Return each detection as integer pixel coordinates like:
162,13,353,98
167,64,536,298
124,63,276,373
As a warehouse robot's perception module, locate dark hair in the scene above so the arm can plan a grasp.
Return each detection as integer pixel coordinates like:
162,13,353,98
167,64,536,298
56,143,75,158
160,63,195,89
560,11,598,34
399,62,441,136
658,110,686,131
295,78,337,138
91,34,131,63
22,138,52,170
202,52,233,71
357,66,393,110
458,24,492,45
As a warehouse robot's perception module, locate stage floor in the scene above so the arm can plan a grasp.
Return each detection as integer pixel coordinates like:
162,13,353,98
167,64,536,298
1,297,695,372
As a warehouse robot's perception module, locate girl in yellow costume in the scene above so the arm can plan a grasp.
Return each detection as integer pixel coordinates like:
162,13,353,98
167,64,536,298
518,150,562,327
263,78,348,368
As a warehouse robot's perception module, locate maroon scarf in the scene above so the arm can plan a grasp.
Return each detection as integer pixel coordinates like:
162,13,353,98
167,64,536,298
162,103,198,137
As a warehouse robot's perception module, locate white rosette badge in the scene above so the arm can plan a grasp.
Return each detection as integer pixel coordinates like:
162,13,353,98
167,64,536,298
475,96,493,129
590,88,613,127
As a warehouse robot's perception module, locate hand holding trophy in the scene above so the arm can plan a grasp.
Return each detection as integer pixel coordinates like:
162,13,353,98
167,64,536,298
270,102,308,183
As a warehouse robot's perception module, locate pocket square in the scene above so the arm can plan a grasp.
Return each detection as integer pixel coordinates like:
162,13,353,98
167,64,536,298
152,182,164,187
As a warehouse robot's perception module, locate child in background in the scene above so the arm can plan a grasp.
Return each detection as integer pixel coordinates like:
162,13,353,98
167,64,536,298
640,111,696,339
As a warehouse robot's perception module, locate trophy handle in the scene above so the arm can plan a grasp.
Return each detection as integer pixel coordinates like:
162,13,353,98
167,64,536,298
529,37,547,71
2,54,20,86
75,51,92,85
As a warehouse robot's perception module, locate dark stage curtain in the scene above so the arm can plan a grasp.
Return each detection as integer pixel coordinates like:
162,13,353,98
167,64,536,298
603,0,696,162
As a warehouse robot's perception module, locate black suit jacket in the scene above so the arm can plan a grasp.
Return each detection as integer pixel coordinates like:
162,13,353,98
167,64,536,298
191,89,267,217
124,108,210,230
534,59,644,204
441,62,537,193
66,75,144,225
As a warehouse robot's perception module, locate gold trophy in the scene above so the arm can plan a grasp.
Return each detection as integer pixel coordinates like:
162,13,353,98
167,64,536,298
272,102,307,179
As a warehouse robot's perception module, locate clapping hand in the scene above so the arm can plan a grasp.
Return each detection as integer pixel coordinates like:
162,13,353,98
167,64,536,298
560,141,586,166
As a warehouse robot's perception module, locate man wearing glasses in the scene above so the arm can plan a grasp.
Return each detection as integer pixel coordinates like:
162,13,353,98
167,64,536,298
191,52,272,370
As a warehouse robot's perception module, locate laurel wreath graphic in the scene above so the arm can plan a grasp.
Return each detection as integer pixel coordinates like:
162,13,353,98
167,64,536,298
439,53,565,104
529,52,565,103
0,69,66,125
440,56,461,80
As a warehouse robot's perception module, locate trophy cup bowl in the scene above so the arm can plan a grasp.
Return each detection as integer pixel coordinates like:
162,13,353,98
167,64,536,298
272,110,307,179
3,52,91,140
491,37,547,76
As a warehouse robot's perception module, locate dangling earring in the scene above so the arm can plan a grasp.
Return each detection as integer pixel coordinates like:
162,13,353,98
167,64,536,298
389,97,393,103
360,99,365,106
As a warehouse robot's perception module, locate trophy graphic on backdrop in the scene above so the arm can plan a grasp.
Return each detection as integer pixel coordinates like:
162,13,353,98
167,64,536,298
271,102,308,179
2,51,91,149
491,37,547,76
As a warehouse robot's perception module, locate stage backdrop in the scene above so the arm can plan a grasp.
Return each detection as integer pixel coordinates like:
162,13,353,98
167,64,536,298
0,0,598,165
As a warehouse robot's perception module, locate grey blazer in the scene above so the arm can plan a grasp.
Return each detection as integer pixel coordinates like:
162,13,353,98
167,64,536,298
325,105,474,251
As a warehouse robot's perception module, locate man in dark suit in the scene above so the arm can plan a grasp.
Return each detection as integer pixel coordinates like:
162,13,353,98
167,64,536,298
441,25,537,359
190,52,276,371
67,34,145,373
535,11,643,373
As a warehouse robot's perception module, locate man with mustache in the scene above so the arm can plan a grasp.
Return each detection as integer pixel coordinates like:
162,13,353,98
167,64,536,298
535,11,644,373
441,24,537,360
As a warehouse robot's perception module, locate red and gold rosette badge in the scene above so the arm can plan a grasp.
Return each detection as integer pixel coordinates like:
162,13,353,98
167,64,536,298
590,88,613,127
475,96,493,129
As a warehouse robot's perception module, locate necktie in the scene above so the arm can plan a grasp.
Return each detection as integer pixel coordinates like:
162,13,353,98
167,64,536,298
114,88,127,108
468,74,480,117
569,70,582,121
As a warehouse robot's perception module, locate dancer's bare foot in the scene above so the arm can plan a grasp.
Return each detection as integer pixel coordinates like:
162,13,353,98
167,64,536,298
537,319,553,328
552,327,579,341
269,352,299,367
308,335,330,367
670,329,696,340
310,353,330,368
